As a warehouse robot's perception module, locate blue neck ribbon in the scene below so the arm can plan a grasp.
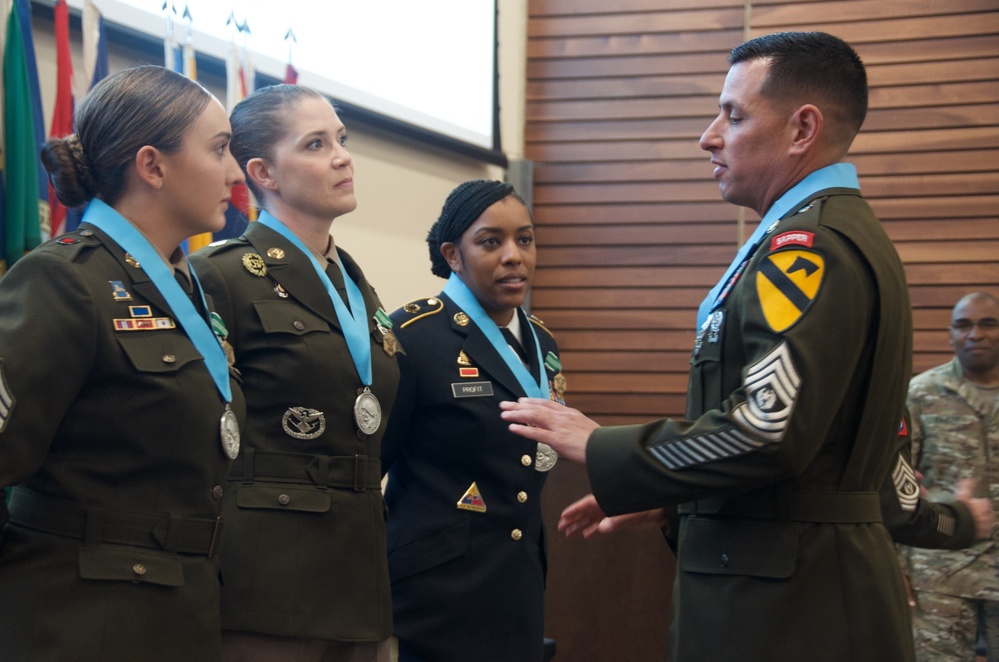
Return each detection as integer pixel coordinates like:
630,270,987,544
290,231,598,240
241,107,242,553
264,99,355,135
256,210,372,386
695,163,861,328
84,199,232,403
443,273,550,400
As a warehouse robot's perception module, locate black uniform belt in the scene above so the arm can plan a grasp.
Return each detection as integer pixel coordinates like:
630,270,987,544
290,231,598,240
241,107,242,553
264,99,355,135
678,490,883,524
229,449,381,492
7,488,223,557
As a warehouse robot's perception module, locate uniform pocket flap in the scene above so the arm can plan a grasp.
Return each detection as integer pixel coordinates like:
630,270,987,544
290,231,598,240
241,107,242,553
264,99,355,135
678,517,798,578
254,301,327,336
78,545,185,586
389,518,469,583
116,334,202,373
235,484,332,513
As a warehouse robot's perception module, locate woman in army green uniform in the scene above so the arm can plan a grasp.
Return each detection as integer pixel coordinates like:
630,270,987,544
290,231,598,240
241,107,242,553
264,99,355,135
190,85,399,662
0,66,246,661
382,180,564,662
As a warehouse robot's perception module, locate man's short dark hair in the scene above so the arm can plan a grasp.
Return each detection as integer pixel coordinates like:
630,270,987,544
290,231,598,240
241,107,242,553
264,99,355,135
730,32,868,139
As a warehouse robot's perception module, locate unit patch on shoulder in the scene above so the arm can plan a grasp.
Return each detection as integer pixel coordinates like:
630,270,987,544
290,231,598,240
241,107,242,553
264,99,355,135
756,248,824,333
457,482,487,512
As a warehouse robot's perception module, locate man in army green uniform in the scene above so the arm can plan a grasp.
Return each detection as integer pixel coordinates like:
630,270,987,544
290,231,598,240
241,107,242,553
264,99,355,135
905,292,999,661
503,32,921,662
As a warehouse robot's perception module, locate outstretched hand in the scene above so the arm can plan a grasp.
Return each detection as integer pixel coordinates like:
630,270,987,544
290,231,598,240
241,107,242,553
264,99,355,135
558,494,670,540
955,478,994,540
499,398,599,465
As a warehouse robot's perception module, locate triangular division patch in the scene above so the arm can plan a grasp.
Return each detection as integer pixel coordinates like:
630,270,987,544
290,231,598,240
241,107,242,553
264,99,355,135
457,482,487,513
756,249,824,333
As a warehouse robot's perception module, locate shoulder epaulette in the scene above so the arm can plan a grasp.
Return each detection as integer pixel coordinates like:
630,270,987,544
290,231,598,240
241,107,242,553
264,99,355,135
41,228,100,260
195,237,245,257
529,314,555,338
790,195,830,224
398,296,444,329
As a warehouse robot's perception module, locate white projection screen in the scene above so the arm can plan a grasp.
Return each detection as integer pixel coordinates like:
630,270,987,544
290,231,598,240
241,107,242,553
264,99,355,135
65,0,500,157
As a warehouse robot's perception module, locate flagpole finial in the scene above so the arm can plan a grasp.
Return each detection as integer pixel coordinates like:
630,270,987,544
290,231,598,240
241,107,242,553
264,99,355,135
284,27,297,65
182,4,193,42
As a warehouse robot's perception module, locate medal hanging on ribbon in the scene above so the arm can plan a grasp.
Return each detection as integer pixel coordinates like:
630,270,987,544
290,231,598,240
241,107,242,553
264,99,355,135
442,274,557,471
257,211,381,436
84,200,240,458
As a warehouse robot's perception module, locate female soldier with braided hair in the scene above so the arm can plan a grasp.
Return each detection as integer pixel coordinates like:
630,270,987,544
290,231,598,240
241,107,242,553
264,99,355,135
382,179,565,662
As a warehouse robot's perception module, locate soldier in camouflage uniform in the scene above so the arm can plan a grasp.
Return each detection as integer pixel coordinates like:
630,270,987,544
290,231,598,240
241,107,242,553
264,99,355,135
906,292,999,661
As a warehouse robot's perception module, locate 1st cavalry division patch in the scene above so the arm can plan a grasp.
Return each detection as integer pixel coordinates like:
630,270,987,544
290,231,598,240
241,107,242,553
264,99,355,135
756,249,825,333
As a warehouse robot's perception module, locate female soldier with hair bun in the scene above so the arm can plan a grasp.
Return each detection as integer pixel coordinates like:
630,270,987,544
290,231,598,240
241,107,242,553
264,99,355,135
0,65,246,661
190,84,399,662
382,179,565,662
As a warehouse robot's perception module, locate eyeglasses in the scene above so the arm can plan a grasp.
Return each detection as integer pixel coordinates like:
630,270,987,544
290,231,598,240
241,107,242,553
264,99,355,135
950,318,999,333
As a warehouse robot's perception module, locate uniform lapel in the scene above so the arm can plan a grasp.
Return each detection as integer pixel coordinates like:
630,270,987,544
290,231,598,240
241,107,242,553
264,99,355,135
443,294,525,398
87,224,174,317
244,222,341,330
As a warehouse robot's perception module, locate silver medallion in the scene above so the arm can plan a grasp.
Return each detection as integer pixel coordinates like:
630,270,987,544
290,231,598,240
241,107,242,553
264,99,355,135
282,406,326,439
220,404,240,459
535,442,558,472
353,387,382,435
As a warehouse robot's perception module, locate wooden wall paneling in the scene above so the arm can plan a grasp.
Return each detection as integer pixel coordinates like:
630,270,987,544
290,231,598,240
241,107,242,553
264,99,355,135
527,2,747,659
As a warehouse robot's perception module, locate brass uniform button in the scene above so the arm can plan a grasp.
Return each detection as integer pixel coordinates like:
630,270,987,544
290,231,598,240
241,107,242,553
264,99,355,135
293,320,305,331
278,493,291,506
520,454,532,467
511,529,523,541
162,354,177,364
212,485,224,500
517,491,528,503
132,563,147,576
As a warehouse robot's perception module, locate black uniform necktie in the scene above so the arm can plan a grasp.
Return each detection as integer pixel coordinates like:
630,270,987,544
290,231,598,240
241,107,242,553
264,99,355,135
325,261,351,312
500,326,528,364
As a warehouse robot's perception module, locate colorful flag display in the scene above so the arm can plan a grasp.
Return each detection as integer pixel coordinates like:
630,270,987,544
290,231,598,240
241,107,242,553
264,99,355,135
65,0,109,233
48,0,74,238
1,3,304,262
217,13,255,241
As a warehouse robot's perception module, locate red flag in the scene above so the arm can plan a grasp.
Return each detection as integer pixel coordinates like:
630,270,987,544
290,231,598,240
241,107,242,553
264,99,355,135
283,63,298,84
48,0,74,237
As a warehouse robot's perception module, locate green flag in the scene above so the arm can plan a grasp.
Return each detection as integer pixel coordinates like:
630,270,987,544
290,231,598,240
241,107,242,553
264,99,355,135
2,2,42,271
